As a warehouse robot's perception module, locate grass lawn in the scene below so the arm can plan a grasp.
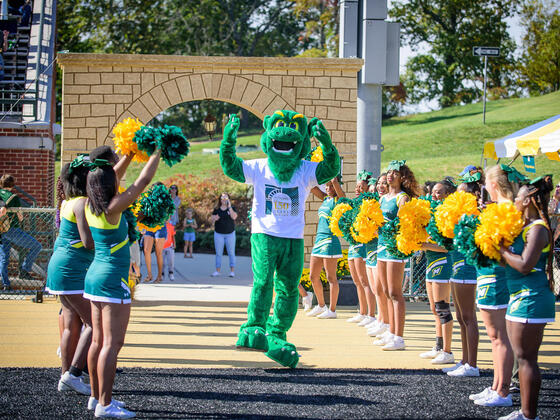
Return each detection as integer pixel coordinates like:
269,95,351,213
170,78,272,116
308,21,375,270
55,90,560,188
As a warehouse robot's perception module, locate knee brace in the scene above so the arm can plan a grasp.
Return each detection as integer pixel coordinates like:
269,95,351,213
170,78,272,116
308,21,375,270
435,300,453,324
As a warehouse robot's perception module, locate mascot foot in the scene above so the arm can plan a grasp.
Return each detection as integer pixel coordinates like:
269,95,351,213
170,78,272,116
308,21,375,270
236,326,268,352
265,336,299,368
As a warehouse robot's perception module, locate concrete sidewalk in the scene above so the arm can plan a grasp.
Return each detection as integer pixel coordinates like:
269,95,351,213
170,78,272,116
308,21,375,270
134,252,254,302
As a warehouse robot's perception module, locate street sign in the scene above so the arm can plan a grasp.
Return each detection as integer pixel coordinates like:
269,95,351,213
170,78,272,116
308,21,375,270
473,46,500,57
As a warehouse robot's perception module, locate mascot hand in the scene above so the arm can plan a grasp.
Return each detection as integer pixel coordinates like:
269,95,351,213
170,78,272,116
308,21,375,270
308,118,332,150
223,114,240,146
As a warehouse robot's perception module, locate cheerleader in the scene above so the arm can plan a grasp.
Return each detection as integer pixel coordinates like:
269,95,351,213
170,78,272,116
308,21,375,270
376,160,421,350
306,177,345,318
446,172,482,378
498,176,555,420
84,148,161,418
468,165,521,404
346,171,377,327
366,174,391,337
419,178,456,364
46,158,94,395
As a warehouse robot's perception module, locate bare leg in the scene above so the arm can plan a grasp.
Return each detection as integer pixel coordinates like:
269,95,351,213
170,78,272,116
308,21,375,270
88,302,103,400
480,309,513,397
143,235,154,281
349,259,367,315
507,321,545,420
309,256,326,307
426,281,442,347
453,283,479,366
433,282,452,354
188,241,194,257
154,238,165,282
97,302,131,407
371,265,389,324
324,258,339,312
60,294,92,372
60,301,82,374
387,261,406,337
377,260,394,330
356,258,375,317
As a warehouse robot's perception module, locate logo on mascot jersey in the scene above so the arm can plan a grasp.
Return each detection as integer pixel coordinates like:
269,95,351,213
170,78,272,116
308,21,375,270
265,185,299,216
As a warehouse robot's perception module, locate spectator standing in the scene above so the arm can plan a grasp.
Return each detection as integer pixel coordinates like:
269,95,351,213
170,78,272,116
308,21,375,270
162,221,176,281
183,208,197,258
0,30,9,82
19,0,31,27
168,184,181,226
0,174,42,289
210,192,237,277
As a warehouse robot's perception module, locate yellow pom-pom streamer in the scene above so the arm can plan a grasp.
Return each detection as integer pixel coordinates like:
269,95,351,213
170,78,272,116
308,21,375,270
435,191,480,238
329,203,353,237
396,198,431,254
350,199,384,243
474,202,524,261
310,145,323,162
112,118,149,163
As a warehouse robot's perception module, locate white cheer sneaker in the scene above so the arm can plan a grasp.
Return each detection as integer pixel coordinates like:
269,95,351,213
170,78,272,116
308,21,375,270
94,400,135,418
431,351,455,365
306,305,327,317
58,371,91,395
347,313,365,323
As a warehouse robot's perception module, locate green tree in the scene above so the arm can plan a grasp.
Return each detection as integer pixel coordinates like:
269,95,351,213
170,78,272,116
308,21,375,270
519,0,560,94
390,0,519,108
292,0,340,56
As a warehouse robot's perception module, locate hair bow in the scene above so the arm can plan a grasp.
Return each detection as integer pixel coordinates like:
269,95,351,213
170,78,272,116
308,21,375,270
386,160,406,171
367,177,378,186
460,172,481,184
500,164,529,184
68,154,91,174
89,158,111,171
357,170,373,181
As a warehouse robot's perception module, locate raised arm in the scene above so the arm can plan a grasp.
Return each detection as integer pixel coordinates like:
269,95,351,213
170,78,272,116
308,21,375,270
113,152,135,183
310,118,340,185
500,225,549,275
73,198,94,249
219,114,245,183
108,150,161,215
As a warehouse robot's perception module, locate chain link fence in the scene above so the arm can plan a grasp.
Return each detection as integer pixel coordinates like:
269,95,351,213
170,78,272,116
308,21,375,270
0,207,55,300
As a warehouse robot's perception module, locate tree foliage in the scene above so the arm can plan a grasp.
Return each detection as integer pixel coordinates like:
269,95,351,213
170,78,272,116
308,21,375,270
518,0,560,94
292,0,340,56
390,0,519,108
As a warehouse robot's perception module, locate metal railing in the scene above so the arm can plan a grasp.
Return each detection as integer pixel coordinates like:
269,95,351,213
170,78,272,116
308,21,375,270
0,207,55,300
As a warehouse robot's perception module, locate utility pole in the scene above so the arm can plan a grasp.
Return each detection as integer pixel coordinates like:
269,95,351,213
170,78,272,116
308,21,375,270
340,0,400,176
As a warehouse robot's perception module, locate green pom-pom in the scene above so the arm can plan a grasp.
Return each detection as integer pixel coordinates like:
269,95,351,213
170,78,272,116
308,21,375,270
379,217,412,259
133,126,162,156
425,196,454,251
159,125,190,167
138,184,175,227
122,207,139,243
453,214,491,269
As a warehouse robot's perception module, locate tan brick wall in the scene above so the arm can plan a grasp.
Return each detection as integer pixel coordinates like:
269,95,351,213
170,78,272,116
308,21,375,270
58,53,363,260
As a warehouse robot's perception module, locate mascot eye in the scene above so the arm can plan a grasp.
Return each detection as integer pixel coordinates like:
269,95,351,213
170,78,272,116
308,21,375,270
275,120,285,128
289,122,298,130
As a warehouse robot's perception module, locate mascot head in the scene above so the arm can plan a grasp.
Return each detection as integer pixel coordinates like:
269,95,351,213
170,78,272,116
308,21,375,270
260,110,311,183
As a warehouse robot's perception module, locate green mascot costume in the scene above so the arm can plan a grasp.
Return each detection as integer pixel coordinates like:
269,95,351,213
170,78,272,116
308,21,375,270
219,110,340,368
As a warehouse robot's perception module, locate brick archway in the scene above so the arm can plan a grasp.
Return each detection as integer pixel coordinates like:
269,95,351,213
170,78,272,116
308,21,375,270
58,53,363,254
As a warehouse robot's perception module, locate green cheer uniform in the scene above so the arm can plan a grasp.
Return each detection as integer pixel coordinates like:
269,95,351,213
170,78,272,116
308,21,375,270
348,243,367,260
83,206,131,304
425,250,451,283
46,197,94,294
450,250,477,284
365,239,378,268
505,220,555,323
311,197,342,258
377,192,408,262
476,265,509,310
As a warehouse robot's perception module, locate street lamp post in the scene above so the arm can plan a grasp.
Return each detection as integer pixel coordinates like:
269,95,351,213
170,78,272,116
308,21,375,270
203,114,217,141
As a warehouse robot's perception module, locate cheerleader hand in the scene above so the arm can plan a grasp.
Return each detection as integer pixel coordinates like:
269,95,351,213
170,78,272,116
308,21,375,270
308,118,332,151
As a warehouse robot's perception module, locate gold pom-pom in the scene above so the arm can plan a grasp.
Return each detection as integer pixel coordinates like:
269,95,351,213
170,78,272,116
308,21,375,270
112,118,149,163
329,203,353,237
350,199,384,243
396,198,431,254
435,191,480,238
474,202,524,261
310,146,323,162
